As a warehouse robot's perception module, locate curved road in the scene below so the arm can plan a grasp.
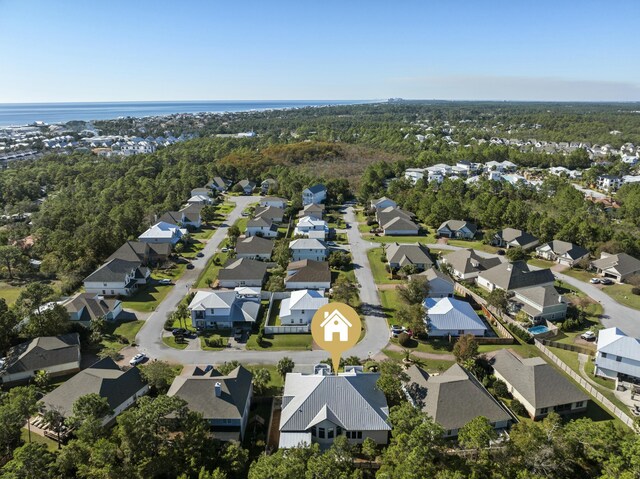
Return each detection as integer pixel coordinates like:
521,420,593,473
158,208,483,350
136,202,389,365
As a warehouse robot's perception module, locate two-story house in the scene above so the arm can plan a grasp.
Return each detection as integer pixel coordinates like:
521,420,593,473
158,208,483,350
83,259,150,297
289,239,328,262
302,184,327,206
293,216,329,239
594,327,640,386
279,289,328,326
188,289,261,329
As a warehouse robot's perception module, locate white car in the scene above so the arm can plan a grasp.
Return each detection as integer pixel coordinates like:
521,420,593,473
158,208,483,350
581,331,596,341
590,277,601,284
129,353,146,366
158,278,172,285
221,247,229,253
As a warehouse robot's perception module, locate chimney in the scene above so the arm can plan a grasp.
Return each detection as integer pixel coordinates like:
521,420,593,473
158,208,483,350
214,382,222,397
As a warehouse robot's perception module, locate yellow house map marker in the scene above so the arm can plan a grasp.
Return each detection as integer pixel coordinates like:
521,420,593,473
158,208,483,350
311,302,362,374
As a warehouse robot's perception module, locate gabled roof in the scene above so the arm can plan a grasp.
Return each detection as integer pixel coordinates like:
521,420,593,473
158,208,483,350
386,243,432,267
158,211,183,225
210,176,227,189
1,334,80,375
498,228,538,246
513,285,563,310
138,221,184,240
438,220,477,234
64,293,121,321
237,179,256,189
289,239,327,251
280,370,390,432
41,358,147,417
491,349,588,409
280,290,328,317
188,291,261,323
537,240,589,260
380,216,419,231
444,248,502,275
423,297,487,332
218,259,268,282
597,327,640,362
107,241,150,263
592,253,640,276
236,236,274,256
247,217,275,229
167,366,253,420
254,206,285,221
303,184,326,194
84,258,142,283
405,364,512,431
479,261,554,291
285,260,331,284
296,216,327,228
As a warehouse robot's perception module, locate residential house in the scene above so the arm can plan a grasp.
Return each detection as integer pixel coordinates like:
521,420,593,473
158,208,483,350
285,260,331,290
441,248,503,281
191,187,210,198
279,366,390,448
491,349,589,419
409,267,454,298
511,285,567,322
594,328,640,385
0,334,81,385
84,259,150,297
298,203,325,220
289,238,328,262
404,167,426,183
187,194,213,205
422,297,487,337
106,240,171,266
437,220,477,239
385,243,433,271
159,209,202,230
235,179,256,195
253,206,285,224
235,236,274,261
208,176,228,192
167,365,253,441
188,289,261,329
591,252,640,283
245,217,278,238
261,178,278,194
370,197,397,210
302,184,327,206
477,261,554,292
597,175,622,192
404,364,513,438
218,259,268,288
535,240,589,267
259,196,287,209
138,221,187,245
40,358,149,427
279,290,328,326
493,228,539,250
64,293,122,323
376,207,420,236
294,216,329,239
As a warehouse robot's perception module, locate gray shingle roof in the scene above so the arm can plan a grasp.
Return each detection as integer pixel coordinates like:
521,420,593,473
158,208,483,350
167,365,252,420
280,371,390,432
218,259,268,282
405,364,512,431
41,358,147,417
541,240,589,261
592,253,640,277
84,259,143,283
386,243,432,267
304,184,326,194
285,260,331,285
498,228,538,247
444,248,502,275
438,220,477,235
236,236,274,257
479,261,554,291
1,334,80,375
64,293,120,322
491,349,588,410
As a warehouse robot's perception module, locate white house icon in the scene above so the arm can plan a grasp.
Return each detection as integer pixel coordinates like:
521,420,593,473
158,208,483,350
320,309,352,342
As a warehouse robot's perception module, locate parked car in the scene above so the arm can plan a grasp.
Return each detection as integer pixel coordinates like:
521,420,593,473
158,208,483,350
390,325,405,337
221,247,229,253
496,249,506,256
590,277,601,284
172,328,187,337
196,252,204,257
581,331,596,341
233,328,243,341
186,263,195,269
158,278,172,285
129,353,146,366
600,278,614,285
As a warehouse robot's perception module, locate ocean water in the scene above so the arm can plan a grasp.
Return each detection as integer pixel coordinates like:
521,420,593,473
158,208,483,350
0,100,372,127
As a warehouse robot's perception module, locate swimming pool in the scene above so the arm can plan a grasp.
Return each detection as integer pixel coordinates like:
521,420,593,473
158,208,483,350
528,325,550,335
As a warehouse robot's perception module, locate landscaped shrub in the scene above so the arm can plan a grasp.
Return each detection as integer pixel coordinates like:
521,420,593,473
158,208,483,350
397,332,411,346
205,336,223,348
164,318,174,331
510,399,528,417
632,287,640,295
561,317,583,332
506,323,533,344
492,379,509,398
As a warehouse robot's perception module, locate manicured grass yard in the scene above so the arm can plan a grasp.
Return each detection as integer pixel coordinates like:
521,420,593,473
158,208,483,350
180,239,206,259
100,320,145,351
379,289,402,324
21,428,59,452
603,283,640,311
382,349,455,373
446,239,499,254
193,249,230,288
369,233,437,244
561,268,595,283
527,257,557,269
366,248,402,284
247,364,284,395
162,335,188,350
246,333,312,351
234,217,248,233
122,284,172,312
0,282,23,305
192,226,216,240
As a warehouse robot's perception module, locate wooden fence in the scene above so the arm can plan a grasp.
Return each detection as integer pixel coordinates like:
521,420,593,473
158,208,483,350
539,338,596,356
534,340,635,429
454,283,515,344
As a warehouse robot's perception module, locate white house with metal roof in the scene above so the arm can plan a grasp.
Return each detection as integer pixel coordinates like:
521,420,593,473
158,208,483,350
188,289,261,329
279,366,390,449
422,297,487,337
138,221,187,245
594,327,640,385
279,290,328,326
302,184,327,206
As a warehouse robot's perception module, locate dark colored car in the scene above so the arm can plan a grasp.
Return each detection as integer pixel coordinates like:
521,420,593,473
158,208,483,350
496,249,506,256
172,328,187,336
186,263,195,269
196,252,204,258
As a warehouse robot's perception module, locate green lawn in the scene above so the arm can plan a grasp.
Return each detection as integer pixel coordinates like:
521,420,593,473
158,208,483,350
369,233,437,244
382,349,455,373
192,226,216,240
200,334,228,351
366,248,402,284
162,335,188,349
193,249,231,288
247,364,285,395
100,319,145,351
21,428,59,452
122,283,172,312
180,239,206,259
0,282,23,305
561,268,595,283
527,258,557,269
234,217,248,233
379,289,402,325
603,283,640,311
218,202,236,214
446,239,499,253
246,333,313,350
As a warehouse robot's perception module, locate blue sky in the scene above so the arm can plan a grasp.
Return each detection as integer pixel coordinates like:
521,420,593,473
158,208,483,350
1,0,639,102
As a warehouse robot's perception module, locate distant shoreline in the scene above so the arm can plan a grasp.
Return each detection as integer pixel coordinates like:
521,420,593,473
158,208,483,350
0,100,377,127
